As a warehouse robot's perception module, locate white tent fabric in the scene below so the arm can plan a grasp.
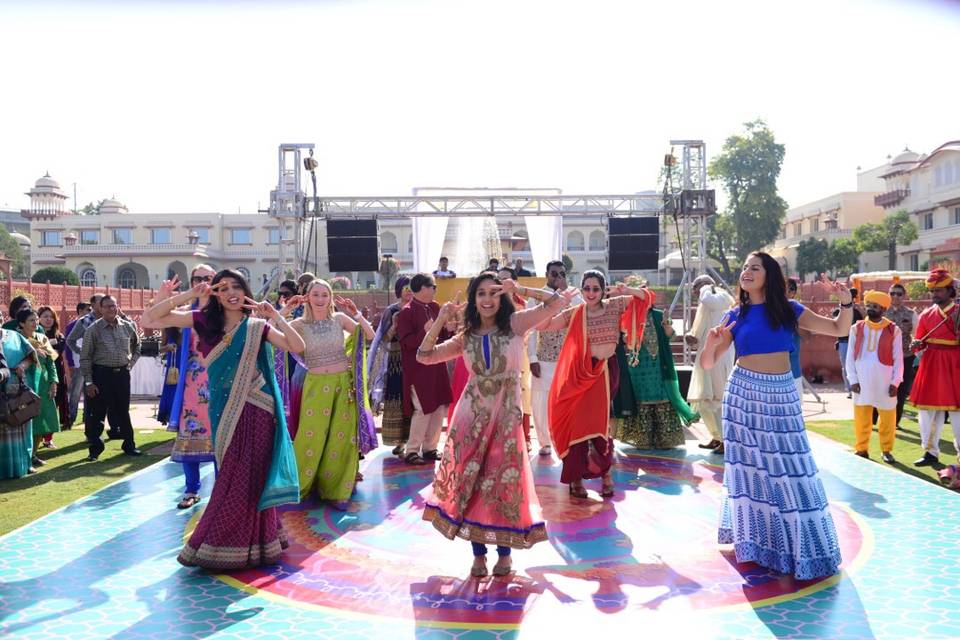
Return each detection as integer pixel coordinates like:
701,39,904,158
523,215,563,277
412,217,450,274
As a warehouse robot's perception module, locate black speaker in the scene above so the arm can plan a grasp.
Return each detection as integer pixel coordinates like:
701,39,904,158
327,219,379,272
679,190,716,215
607,217,660,271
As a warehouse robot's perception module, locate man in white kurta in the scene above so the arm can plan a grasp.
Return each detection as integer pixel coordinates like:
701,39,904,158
685,275,735,452
845,290,903,464
527,261,582,456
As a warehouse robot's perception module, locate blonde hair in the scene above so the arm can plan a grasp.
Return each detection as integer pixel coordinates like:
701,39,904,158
191,263,215,278
302,279,333,322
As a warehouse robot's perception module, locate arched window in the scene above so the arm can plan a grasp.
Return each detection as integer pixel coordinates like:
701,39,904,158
567,231,585,251
117,268,137,289
236,267,251,282
588,230,605,251
381,231,398,253
79,268,97,287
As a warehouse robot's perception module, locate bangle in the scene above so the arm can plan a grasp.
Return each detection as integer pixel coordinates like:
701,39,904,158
353,313,363,322
840,301,853,309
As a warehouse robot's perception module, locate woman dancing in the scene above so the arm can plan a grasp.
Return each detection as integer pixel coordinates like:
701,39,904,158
144,264,217,510
367,275,414,456
418,274,576,577
544,270,652,499
142,269,305,570
701,252,851,580
289,279,376,508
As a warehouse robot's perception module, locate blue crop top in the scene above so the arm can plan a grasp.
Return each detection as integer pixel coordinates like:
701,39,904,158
726,300,806,357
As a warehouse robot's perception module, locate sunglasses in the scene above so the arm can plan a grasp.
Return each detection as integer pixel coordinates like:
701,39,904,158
890,292,904,297
279,290,295,297
548,270,566,277
582,286,603,293
425,283,437,289
192,275,213,283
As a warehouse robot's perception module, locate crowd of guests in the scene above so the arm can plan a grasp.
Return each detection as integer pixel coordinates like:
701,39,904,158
5,254,959,582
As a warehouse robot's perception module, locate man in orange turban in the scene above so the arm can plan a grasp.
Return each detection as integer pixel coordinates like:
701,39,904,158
846,290,901,463
909,268,960,466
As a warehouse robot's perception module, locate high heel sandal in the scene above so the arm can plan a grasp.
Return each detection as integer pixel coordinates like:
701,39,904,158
492,557,513,576
470,557,488,577
600,474,614,498
568,483,588,499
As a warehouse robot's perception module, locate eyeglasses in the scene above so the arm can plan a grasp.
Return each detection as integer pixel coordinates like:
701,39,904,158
192,275,213,283
548,270,566,277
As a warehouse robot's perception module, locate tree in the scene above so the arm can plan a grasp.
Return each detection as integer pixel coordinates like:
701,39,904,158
0,225,29,278
378,256,399,293
707,119,789,281
851,210,918,270
561,254,574,274
79,199,107,215
827,237,860,276
795,238,830,280
32,266,80,285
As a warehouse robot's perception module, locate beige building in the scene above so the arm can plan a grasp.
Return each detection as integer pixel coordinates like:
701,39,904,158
873,142,960,270
768,169,887,278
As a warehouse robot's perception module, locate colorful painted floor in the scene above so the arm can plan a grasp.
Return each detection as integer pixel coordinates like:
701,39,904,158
2,435,959,639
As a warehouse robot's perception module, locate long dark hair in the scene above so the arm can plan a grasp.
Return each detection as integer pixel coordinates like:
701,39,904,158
581,269,607,292
197,269,255,340
738,252,796,331
462,272,515,335
36,305,61,337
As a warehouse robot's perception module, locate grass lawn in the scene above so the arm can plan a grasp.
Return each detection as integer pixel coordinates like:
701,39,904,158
0,428,174,536
806,415,959,489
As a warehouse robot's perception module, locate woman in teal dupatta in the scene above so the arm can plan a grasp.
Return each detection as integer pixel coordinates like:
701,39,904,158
615,306,698,449
141,269,306,570
0,326,38,478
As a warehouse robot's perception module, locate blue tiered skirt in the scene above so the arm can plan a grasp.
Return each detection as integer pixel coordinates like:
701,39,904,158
718,366,841,580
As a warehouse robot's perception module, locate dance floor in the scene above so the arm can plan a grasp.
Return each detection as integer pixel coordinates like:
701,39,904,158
2,435,959,639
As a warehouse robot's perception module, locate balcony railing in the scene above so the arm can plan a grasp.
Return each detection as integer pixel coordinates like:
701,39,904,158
875,189,910,208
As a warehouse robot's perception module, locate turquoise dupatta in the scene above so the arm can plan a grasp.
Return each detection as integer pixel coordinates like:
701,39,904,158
204,316,299,511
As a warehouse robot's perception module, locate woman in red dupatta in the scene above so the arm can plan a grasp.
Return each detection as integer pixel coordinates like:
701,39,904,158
544,271,652,499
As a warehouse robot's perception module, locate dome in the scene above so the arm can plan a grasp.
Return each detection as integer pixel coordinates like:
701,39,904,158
34,172,61,190
10,232,31,246
99,198,128,214
891,147,920,166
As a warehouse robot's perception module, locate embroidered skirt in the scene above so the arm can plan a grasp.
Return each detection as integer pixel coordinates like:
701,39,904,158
718,366,841,581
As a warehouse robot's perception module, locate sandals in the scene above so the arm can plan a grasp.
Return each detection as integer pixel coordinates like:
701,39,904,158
568,483,588,499
712,444,725,455
355,472,364,482
177,495,201,509
404,452,427,466
492,557,513,576
391,444,404,457
600,473,615,498
470,557,488,577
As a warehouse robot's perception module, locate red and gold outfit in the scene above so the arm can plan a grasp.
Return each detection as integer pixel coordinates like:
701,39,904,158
910,304,960,411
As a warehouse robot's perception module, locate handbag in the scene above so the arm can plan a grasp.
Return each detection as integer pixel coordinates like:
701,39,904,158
3,381,42,428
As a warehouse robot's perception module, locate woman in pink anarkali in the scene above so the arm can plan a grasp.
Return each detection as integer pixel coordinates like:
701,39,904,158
417,274,576,577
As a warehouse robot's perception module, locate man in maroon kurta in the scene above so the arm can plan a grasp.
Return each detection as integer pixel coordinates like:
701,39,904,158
395,273,453,464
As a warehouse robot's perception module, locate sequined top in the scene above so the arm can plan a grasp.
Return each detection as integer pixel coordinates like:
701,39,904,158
301,317,350,369
557,296,630,347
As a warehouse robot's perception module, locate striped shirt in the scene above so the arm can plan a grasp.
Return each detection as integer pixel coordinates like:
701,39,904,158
80,317,141,383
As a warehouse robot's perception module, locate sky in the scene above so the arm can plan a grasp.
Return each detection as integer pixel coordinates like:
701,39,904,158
1,0,958,215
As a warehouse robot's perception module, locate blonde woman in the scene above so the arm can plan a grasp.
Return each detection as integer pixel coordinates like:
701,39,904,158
289,280,377,508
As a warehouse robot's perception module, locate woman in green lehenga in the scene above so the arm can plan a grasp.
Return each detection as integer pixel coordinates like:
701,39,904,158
616,306,698,449
16,309,59,468
0,323,39,478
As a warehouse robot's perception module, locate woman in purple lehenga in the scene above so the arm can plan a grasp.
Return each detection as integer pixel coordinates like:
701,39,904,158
142,269,306,571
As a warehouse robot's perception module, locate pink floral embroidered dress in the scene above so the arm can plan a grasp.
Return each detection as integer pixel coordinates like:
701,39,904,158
421,302,561,549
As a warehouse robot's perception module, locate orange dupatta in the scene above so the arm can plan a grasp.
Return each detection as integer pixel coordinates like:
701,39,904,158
548,294,653,459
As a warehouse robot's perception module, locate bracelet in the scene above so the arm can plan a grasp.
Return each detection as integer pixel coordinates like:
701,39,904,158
353,313,363,322
840,301,853,308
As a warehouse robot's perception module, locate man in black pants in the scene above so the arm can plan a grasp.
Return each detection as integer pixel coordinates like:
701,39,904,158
80,295,142,461
884,282,919,428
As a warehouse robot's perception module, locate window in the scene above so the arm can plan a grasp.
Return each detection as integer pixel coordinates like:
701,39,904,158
268,228,281,244
588,230,605,251
79,230,99,245
909,254,919,271
811,219,819,232
923,213,934,230
117,268,137,289
40,230,61,246
235,266,251,281
230,228,252,244
79,268,97,287
151,228,172,244
793,223,802,237
954,207,960,226
381,231,398,253
407,235,413,253
112,228,133,244
188,228,210,244
946,162,955,185
567,230,585,251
